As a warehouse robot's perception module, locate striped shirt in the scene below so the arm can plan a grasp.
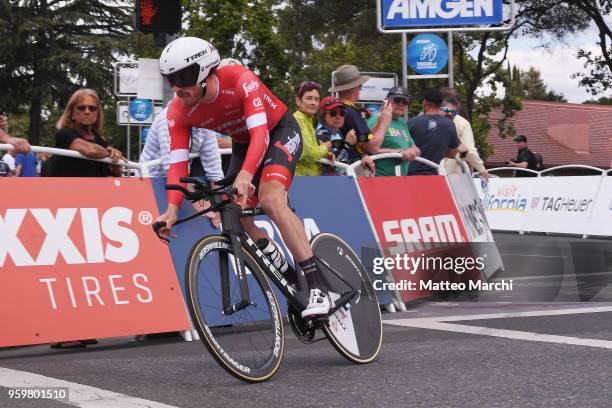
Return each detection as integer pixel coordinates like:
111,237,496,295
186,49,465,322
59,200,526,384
139,107,224,180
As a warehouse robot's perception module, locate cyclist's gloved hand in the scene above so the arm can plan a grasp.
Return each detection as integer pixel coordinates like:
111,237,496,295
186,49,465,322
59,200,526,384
233,169,256,209
155,204,179,242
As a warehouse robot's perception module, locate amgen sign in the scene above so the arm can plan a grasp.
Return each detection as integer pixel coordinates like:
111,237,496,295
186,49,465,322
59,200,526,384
381,0,503,29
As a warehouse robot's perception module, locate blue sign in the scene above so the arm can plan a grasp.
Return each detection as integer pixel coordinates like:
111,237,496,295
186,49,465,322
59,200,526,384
365,104,381,115
407,34,448,75
381,0,503,29
140,127,150,142
129,99,153,121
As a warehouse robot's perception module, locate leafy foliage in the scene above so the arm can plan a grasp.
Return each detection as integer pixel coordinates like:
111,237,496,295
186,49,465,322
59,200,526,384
0,0,132,145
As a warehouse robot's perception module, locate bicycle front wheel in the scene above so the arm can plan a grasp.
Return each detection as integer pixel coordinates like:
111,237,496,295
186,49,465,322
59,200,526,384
311,233,383,363
185,235,284,383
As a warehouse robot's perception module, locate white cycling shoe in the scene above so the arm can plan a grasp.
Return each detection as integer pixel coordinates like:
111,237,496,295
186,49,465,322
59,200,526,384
301,288,331,318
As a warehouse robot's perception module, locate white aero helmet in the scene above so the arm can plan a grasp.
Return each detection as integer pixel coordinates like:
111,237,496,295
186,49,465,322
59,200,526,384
159,37,220,87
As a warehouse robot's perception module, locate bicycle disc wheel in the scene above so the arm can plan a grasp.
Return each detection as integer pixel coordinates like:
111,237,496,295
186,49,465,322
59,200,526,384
186,235,284,383
310,233,382,363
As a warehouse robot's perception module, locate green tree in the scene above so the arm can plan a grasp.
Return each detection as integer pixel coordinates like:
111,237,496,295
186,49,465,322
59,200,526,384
182,0,290,98
521,67,566,101
568,1,612,95
582,96,612,104
0,0,132,145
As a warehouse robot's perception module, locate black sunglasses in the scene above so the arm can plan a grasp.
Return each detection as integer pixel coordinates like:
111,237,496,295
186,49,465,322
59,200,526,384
392,98,408,105
441,106,458,116
328,109,346,117
76,104,98,112
163,64,201,87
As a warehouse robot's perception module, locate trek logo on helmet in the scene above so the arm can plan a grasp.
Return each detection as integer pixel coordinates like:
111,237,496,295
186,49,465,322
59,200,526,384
184,49,208,63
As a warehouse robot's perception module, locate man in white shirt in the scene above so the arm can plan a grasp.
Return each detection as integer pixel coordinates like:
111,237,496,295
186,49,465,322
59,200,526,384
140,107,224,180
441,97,489,180
140,106,224,227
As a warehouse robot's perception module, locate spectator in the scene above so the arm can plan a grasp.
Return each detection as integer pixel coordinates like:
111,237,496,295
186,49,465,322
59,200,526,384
507,134,538,177
293,81,330,176
315,96,357,175
140,107,223,181
2,149,15,175
139,106,223,227
408,88,466,175
48,88,125,178
441,97,489,180
329,65,376,175
366,86,419,176
0,153,10,177
15,150,38,177
49,88,124,349
0,114,30,173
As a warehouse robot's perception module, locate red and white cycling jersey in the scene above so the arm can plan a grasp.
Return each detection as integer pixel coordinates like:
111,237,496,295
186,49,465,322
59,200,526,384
166,65,287,206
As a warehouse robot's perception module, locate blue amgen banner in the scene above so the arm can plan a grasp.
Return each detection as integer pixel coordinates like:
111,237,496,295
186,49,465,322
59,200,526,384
407,34,448,75
381,0,504,29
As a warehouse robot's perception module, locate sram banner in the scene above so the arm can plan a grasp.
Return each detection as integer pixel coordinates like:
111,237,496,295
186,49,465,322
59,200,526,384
358,176,480,302
446,173,504,279
0,178,189,347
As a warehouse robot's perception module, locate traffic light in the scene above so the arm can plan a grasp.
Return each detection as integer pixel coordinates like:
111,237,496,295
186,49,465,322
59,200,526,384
135,0,182,33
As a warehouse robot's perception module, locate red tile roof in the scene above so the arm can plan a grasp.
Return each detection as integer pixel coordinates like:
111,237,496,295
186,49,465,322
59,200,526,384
486,100,612,169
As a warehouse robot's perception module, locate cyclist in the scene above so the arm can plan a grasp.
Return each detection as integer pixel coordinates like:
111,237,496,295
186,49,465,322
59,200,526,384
154,37,330,318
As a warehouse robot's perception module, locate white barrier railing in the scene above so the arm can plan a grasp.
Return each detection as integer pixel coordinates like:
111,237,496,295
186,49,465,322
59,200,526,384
486,165,608,178
318,153,443,176
0,143,145,176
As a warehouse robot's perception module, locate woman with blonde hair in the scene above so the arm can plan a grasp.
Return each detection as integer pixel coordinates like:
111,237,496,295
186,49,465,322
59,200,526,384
49,88,124,348
48,88,124,177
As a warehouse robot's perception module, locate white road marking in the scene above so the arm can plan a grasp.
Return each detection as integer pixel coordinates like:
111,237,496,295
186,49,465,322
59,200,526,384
385,306,612,350
0,367,179,408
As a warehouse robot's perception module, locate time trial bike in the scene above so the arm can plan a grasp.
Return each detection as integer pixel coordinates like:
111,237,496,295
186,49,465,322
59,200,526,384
153,177,382,383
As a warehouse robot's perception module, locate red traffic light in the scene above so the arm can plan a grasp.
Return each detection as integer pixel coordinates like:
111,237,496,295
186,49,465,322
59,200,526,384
135,0,182,33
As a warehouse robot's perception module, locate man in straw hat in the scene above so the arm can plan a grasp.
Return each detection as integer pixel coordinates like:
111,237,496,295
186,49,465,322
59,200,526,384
328,64,388,175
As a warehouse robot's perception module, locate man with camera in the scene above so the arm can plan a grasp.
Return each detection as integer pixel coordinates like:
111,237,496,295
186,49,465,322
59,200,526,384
366,86,420,176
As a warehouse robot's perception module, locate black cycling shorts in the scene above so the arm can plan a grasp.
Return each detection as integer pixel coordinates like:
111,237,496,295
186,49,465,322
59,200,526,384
227,112,302,203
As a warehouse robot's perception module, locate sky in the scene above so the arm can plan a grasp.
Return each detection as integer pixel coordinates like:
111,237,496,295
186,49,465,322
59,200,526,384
507,24,608,103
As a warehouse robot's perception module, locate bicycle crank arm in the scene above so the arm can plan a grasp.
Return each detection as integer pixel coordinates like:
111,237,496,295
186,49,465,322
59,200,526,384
223,300,255,315
327,290,360,315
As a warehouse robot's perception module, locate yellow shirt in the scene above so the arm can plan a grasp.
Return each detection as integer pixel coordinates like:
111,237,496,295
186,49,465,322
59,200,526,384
294,111,328,176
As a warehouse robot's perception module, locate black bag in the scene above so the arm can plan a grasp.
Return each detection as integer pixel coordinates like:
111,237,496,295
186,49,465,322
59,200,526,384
533,152,544,171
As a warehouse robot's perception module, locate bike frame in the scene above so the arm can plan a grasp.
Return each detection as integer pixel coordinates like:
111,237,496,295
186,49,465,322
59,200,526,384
156,178,361,318
211,191,311,314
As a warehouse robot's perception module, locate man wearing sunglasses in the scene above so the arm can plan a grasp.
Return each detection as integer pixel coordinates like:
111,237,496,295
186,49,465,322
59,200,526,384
155,37,331,318
329,64,378,174
366,87,420,176
441,97,489,180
